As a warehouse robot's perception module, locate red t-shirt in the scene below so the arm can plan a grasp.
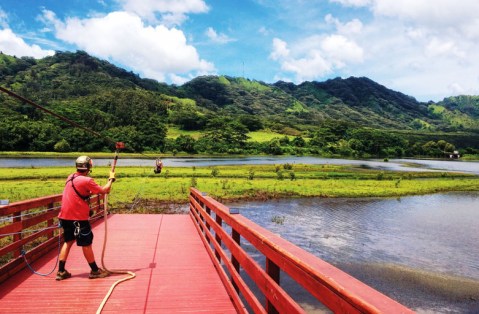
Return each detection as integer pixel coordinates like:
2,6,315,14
58,172,104,221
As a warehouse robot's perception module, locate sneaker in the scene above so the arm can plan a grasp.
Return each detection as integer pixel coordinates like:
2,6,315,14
56,270,72,281
89,268,110,279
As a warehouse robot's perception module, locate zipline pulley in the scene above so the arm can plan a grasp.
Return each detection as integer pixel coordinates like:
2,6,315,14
115,142,125,150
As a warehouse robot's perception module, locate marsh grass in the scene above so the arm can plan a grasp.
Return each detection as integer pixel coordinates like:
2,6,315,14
1,165,478,210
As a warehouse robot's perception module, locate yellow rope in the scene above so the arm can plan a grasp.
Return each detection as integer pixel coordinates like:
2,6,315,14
96,194,136,314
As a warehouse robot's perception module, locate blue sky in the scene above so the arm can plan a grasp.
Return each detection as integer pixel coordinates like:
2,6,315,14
1,0,478,102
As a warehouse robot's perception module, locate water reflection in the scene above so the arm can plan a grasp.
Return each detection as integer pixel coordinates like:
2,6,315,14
227,192,479,313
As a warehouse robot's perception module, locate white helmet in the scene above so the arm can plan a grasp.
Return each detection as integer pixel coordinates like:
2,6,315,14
75,156,93,171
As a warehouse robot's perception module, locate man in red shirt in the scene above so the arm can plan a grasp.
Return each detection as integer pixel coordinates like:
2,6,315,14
56,156,115,280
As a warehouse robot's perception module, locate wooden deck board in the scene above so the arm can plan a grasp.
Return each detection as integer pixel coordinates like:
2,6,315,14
0,214,237,313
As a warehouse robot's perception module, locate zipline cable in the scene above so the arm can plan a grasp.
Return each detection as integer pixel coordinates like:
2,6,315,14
0,86,116,147
0,85,161,159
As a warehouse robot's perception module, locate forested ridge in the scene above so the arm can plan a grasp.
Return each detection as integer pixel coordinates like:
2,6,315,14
1,50,479,158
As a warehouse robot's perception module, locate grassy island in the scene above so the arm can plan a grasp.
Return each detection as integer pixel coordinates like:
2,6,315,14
1,164,478,213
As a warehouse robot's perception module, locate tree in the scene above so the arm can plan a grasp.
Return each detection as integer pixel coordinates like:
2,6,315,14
265,138,283,155
238,115,263,131
175,135,197,153
137,116,167,150
54,139,71,152
422,141,441,157
170,109,206,130
203,120,250,152
292,136,306,147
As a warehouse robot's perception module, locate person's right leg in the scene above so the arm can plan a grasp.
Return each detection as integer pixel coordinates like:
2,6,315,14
82,245,109,279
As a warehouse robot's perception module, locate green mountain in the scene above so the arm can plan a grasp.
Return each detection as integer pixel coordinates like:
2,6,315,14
1,51,478,155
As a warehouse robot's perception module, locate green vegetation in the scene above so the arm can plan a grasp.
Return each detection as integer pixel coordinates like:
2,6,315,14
1,51,479,159
1,165,477,211
166,126,201,140
247,130,296,142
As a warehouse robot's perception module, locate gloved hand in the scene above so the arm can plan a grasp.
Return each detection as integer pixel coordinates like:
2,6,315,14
109,171,116,182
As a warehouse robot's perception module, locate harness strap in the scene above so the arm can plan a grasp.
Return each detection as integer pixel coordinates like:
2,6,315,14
66,174,90,202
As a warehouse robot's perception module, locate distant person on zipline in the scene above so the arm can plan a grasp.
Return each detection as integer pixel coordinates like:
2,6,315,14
56,156,115,281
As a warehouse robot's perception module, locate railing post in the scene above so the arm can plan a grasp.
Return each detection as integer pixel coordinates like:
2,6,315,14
197,200,204,232
205,205,211,244
231,228,240,293
46,202,54,239
13,210,22,258
266,258,280,314
215,214,222,261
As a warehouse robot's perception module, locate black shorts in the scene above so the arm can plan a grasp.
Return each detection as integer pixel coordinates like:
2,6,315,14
59,219,94,246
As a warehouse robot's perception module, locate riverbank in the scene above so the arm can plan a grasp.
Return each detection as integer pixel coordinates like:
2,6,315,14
1,151,478,161
1,164,478,212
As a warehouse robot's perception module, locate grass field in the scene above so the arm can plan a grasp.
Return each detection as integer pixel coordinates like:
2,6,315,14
1,164,478,212
166,126,202,139
165,126,296,142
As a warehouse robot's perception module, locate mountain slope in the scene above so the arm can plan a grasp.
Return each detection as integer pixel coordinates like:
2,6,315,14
274,77,437,129
1,51,479,143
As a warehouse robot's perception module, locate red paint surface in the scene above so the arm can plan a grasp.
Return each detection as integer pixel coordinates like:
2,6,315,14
0,214,237,313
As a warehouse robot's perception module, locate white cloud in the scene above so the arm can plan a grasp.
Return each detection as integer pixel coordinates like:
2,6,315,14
371,0,479,24
205,27,234,44
0,9,55,59
281,53,331,82
425,38,465,59
42,10,215,82
0,28,54,58
270,33,363,82
321,35,363,65
269,38,289,61
317,1,479,100
116,0,209,25
367,0,479,42
364,1,479,100
325,14,363,35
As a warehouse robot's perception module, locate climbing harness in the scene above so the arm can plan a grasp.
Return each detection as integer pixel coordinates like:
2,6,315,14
73,221,92,238
96,142,136,314
67,174,91,202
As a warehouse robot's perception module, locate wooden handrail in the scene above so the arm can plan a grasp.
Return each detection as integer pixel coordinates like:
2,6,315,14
189,188,415,314
0,194,105,283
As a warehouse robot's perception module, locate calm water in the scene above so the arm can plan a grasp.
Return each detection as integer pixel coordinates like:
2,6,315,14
1,156,479,174
227,193,479,313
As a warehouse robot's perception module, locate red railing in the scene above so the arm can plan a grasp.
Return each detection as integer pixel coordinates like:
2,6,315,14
0,194,104,283
189,188,415,314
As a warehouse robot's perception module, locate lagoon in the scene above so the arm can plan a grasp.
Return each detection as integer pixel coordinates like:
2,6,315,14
1,156,479,175
227,192,479,313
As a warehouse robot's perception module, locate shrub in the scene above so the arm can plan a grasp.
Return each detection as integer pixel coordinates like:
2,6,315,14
248,169,255,180
289,171,296,181
54,139,71,152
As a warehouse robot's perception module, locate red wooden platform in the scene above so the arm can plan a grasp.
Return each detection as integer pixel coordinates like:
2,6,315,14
0,214,237,313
